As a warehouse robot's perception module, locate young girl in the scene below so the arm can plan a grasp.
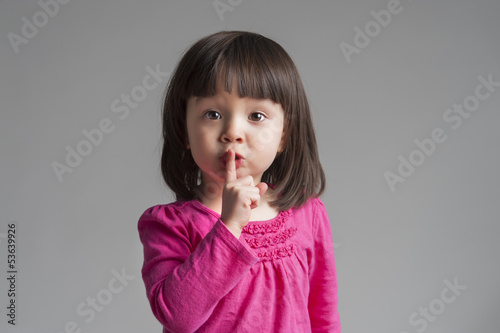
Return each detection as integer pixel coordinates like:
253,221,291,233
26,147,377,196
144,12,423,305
138,30,341,332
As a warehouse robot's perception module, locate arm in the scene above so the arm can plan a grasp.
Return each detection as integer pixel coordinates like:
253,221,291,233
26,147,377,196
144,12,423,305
308,198,341,332
138,205,259,333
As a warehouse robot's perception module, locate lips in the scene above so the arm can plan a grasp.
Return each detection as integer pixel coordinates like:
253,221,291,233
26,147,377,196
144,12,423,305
220,151,245,169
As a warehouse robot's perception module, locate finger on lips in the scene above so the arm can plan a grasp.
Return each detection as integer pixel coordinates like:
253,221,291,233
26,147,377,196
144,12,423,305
225,149,236,183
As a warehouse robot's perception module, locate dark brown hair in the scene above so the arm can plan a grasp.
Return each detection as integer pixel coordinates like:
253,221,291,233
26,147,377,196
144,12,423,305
161,30,325,211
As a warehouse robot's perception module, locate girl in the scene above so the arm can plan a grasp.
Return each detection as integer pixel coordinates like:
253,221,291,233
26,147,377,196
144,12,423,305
138,30,341,332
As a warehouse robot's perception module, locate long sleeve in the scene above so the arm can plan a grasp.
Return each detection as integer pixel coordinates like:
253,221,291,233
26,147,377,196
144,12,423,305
138,205,259,333
308,198,341,332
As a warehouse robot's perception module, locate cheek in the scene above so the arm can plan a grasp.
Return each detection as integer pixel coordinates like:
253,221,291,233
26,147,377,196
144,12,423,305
188,144,213,173
186,129,215,166
186,121,205,146
253,126,283,152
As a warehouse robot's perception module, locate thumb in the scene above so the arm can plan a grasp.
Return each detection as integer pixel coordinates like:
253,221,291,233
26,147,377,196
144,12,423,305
256,182,268,196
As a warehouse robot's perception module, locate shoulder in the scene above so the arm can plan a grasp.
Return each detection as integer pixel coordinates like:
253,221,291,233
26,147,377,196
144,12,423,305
137,200,211,231
137,200,219,246
277,196,320,227
290,196,326,216
288,196,331,232
138,200,189,222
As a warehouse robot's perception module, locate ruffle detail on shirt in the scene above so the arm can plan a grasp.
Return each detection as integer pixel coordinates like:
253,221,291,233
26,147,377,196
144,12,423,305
242,210,297,261
245,227,297,249
242,210,292,235
256,243,296,261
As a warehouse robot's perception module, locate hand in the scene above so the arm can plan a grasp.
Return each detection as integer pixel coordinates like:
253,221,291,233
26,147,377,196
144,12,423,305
220,149,268,238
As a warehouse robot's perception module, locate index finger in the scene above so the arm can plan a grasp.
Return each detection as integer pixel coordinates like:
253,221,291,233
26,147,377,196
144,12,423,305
225,149,237,183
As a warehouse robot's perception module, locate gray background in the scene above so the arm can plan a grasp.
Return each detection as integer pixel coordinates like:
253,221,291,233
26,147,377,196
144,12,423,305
1,0,499,332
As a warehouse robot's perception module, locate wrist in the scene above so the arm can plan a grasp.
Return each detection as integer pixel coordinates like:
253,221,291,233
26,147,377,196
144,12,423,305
221,219,242,239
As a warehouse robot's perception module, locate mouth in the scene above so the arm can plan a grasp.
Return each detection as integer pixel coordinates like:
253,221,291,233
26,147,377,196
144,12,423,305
220,151,245,169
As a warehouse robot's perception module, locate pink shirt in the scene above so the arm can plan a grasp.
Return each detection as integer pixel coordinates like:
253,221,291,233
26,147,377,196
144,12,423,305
138,196,341,332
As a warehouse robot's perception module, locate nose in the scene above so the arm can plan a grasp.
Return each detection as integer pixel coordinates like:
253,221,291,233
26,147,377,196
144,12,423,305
220,116,244,143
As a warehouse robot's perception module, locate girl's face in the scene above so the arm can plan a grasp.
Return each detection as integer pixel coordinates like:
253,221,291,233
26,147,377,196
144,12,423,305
186,82,285,188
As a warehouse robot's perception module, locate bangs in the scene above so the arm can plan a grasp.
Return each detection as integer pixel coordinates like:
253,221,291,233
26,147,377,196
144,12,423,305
182,32,295,108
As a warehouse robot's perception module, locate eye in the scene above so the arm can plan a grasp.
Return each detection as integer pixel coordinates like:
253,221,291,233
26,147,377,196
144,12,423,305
249,112,266,122
204,110,221,120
